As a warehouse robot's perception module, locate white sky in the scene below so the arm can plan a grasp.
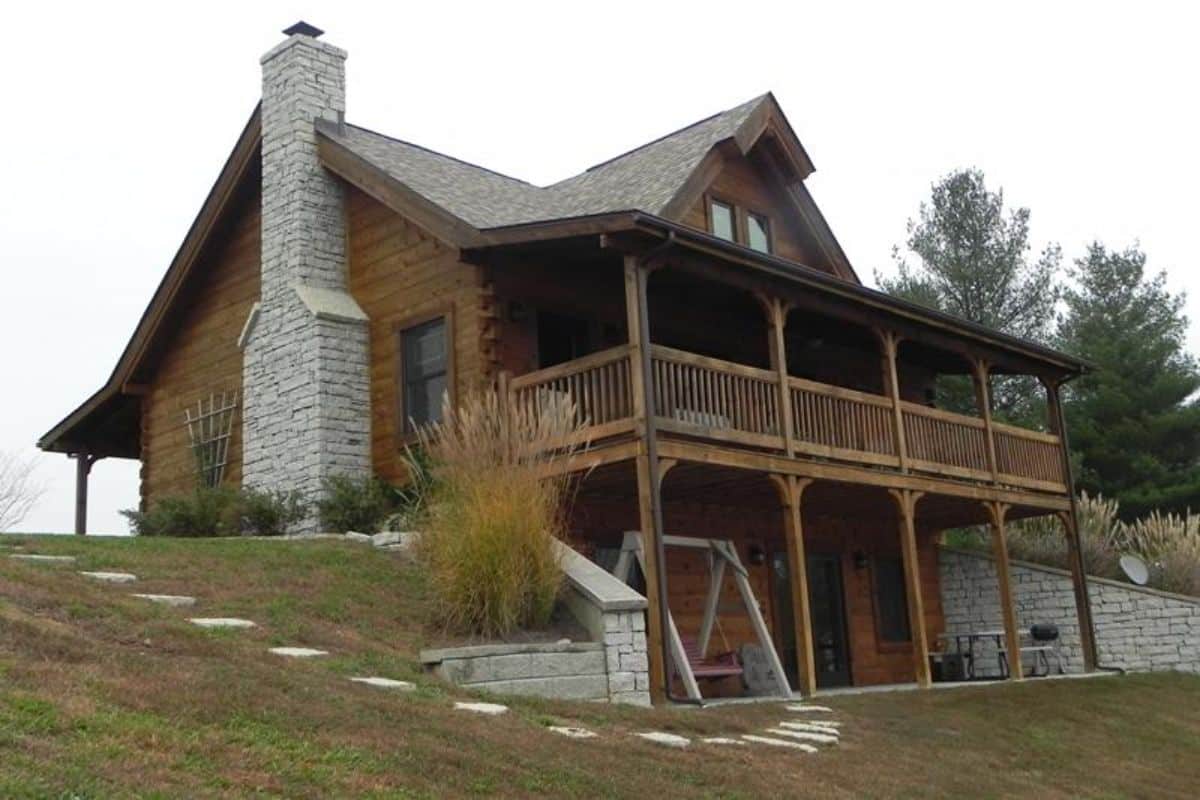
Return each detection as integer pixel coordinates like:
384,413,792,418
3,1,1197,534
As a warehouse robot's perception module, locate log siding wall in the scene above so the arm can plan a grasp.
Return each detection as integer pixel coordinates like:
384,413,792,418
140,191,262,504
345,187,487,483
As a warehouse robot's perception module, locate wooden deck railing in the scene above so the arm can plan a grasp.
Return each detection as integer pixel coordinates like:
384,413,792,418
508,345,635,441
506,344,1067,493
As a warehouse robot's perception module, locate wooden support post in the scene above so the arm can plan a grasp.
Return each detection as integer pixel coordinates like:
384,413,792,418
626,253,672,702
73,453,97,536
766,298,796,456
973,359,1000,482
877,331,909,472
770,474,816,696
984,500,1022,680
888,488,931,688
1043,377,1098,672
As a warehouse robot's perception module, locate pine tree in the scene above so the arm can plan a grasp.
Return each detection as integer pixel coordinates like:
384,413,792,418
878,169,1060,424
1057,243,1200,518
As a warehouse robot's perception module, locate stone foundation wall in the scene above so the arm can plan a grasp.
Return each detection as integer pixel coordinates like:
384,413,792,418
940,547,1200,676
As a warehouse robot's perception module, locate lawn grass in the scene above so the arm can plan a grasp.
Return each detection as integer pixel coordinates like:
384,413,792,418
1,534,1198,798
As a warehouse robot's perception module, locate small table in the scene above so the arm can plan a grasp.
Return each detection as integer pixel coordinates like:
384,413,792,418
937,630,1006,680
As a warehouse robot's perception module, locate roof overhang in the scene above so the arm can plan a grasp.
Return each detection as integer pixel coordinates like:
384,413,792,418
38,105,263,457
464,212,1088,379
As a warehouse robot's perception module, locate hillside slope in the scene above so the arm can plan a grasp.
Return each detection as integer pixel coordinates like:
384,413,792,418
1,535,1198,798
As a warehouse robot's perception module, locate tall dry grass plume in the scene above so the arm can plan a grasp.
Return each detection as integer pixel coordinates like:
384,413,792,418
404,388,591,638
1005,492,1200,596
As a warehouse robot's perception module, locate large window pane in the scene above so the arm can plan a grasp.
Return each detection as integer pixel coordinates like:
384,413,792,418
402,317,448,430
747,212,771,253
709,200,735,241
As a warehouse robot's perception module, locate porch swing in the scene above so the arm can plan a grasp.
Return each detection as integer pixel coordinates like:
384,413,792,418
610,531,793,701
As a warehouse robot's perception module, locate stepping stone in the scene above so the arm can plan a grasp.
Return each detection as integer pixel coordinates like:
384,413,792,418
785,704,834,713
454,701,508,716
133,593,197,607
268,647,328,658
9,554,75,564
350,677,414,690
189,617,256,629
635,732,690,749
779,721,841,735
784,719,840,728
743,734,817,753
767,727,839,745
80,571,137,584
549,726,597,739
701,737,747,746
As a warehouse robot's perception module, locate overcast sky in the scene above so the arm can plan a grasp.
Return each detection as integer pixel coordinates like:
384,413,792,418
3,2,1197,535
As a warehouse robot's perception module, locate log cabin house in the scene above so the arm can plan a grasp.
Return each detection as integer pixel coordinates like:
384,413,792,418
39,23,1097,701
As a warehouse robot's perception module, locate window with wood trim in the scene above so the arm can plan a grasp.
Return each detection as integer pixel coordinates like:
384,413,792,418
398,315,450,434
746,210,772,254
708,198,736,242
872,556,912,644
707,196,772,254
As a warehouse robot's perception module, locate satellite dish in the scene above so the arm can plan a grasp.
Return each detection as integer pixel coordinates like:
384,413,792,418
1119,554,1150,586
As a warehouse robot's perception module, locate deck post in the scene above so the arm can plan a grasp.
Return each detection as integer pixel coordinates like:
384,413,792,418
73,453,97,536
625,254,669,702
984,500,1022,680
771,474,816,696
1042,378,1098,672
766,298,796,456
876,330,909,472
888,488,931,688
972,359,1001,483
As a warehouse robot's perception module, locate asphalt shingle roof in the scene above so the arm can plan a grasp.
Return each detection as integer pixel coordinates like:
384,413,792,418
330,95,767,230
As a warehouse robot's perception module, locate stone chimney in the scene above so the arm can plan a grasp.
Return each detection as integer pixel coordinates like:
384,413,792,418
241,22,372,529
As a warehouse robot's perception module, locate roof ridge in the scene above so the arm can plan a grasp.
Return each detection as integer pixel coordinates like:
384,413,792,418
562,94,769,180
343,122,538,187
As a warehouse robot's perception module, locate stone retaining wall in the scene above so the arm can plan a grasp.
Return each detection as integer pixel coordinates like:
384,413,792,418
940,547,1200,676
419,541,651,705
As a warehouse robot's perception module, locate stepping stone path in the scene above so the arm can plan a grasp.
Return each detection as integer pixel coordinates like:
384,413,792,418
635,731,690,749
80,571,137,584
9,554,76,564
190,618,257,629
742,734,817,753
701,737,746,746
268,647,328,658
785,703,834,713
132,593,197,607
454,701,509,716
549,726,597,740
350,677,414,690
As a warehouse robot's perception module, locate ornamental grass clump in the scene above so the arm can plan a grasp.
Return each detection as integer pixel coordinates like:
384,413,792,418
406,388,590,638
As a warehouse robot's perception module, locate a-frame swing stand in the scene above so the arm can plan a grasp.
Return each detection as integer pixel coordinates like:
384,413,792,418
612,531,793,701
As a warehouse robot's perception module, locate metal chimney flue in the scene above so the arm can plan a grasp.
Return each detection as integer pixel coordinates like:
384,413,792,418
282,21,324,38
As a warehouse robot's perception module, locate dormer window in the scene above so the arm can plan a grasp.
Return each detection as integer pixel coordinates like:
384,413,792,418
707,196,772,255
747,211,771,254
709,199,735,242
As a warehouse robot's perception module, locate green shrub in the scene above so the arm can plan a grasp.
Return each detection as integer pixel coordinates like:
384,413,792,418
316,475,398,534
407,389,587,638
121,488,242,537
239,488,308,536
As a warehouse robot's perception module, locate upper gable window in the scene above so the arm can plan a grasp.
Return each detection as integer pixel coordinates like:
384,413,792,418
747,212,771,254
709,199,736,242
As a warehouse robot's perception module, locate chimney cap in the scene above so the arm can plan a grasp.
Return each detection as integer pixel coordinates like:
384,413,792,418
283,21,324,38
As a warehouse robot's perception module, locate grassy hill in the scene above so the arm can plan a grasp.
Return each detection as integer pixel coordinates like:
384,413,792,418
1,534,1198,798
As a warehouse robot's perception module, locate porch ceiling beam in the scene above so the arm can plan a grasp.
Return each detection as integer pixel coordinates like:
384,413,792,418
653,438,1072,512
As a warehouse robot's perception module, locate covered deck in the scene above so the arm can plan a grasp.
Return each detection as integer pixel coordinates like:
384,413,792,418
469,218,1096,702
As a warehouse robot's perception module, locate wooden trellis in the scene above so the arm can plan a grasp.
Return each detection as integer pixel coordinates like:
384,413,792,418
184,391,239,488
